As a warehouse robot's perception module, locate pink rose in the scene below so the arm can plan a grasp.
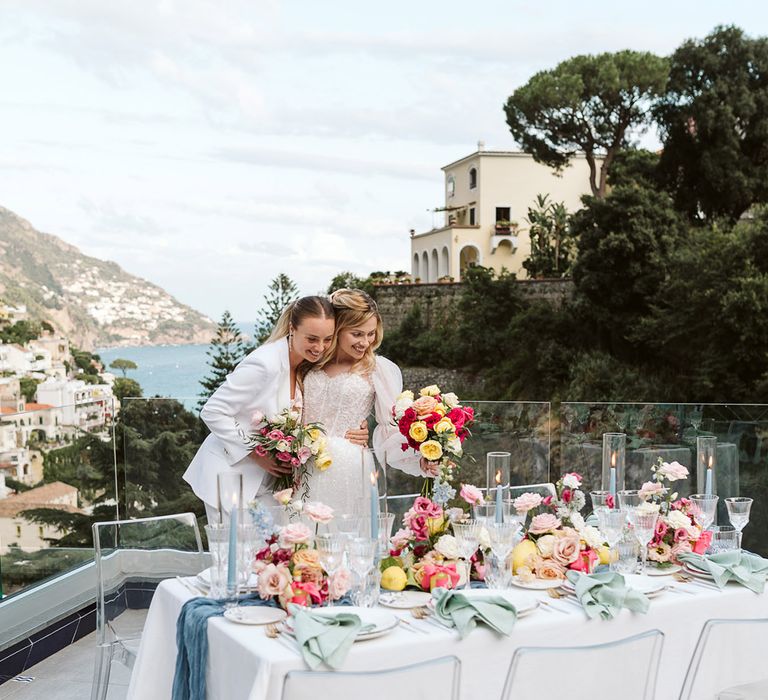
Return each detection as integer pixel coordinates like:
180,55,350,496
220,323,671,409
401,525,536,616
298,446,312,464
674,528,690,543
276,451,292,462
657,461,689,482
460,484,484,505
551,536,581,566
290,457,300,467
268,429,285,441
412,395,438,417
462,406,475,422
536,558,567,580
329,568,352,599
528,513,561,535
391,527,415,549
654,520,669,540
561,489,573,504
639,481,666,499
542,495,553,506
692,530,712,554
408,514,430,541
256,563,292,598
513,492,543,515
447,407,466,429
568,549,598,573
250,410,265,429
605,494,615,509
280,523,312,546
412,497,443,519
304,502,334,524
671,540,693,563
273,488,293,505
253,444,267,457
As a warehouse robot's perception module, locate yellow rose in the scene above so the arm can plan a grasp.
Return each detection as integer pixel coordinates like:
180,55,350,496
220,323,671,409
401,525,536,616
408,421,429,442
315,451,333,471
427,516,445,536
433,404,447,417
396,390,414,401
434,417,455,434
292,549,320,567
420,384,441,397
307,428,322,441
419,440,443,461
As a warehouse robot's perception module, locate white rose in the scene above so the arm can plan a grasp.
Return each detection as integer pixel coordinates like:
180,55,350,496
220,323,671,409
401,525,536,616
271,413,287,426
396,390,414,402
536,534,556,557
638,501,660,515
290,500,303,513
442,392,459,408
478,527,491,550
434,534,460,560
562,474,580,489
666,510,690,530
394,397,413,418
447,436,462,455
581,526,605,550
570,512,586,531
275,439,290,452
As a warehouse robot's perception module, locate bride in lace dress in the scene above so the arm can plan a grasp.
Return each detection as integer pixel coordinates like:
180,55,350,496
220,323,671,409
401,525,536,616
301,289,423,512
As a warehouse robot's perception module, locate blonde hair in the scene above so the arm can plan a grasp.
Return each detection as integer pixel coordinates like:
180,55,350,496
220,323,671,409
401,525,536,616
323,288,382,375
267,296,335,344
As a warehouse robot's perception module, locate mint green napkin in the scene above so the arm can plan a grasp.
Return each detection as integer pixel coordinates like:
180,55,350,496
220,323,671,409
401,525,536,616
679,551,768,593
288,606,373,670
565,570,650,620
431,588,517,639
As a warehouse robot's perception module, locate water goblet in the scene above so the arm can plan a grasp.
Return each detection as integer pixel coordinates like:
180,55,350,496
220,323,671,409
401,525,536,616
725,497,753,549
315,534,346,607
689,494,719,531
486,522,520,588
590,490,614,515
473,503,499,525
348,537,377,583
615,534,638,575
597,509,626,572
376,513,395,559
618,490,642,514
330,514,367,540
709,525,739,554
628,510,658,576
452,521,482,591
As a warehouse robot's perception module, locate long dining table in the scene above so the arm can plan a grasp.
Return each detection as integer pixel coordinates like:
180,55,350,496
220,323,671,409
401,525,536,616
126,574,768,700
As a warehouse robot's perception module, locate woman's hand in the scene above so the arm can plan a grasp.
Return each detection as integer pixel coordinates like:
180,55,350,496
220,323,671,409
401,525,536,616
345,420,369,447
420,457,440,477
250,452,292,477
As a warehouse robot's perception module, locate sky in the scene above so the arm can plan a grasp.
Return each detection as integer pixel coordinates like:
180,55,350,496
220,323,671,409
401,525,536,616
1,1,767,322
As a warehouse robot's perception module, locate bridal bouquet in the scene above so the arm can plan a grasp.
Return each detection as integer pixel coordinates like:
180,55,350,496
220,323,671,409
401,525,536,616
640,459,712,566
393,384,475,501
510,473,605,581
242,406,331,492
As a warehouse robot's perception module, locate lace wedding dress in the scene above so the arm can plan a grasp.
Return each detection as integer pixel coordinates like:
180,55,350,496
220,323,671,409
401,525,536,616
301,369,374,513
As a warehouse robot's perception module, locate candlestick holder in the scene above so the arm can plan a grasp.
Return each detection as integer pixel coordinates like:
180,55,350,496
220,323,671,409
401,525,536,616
486,452,511,524
696,436,717,496
602,433,626,496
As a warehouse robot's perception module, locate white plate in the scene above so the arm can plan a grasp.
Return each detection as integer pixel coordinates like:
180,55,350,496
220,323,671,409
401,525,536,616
196,567,259,591
287,607,400,641
223,606,287,625
510,576,564,590
563,574,667,597
379,590,432,609
646,564,682,576
429,589,539,617
682,563,717,580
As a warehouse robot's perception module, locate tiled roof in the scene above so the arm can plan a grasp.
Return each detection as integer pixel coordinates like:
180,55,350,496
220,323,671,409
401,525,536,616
0,481,81,519
23,403,55,411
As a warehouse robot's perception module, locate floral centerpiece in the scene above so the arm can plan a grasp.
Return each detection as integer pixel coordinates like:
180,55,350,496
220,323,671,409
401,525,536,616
510,472,605,581
240,406,331,492
380,492,484,592
640,459,712,566
393,384,475,502
250,493,350,609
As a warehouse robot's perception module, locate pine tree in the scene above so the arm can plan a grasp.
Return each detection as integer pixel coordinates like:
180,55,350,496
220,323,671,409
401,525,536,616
254,273,299,346
198,311,248,407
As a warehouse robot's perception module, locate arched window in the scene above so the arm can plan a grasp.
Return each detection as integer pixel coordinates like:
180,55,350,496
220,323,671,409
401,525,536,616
431,249,439,282
413,253,420,280
440,246,450,278
469,167,477,189
459,245,481,279
422,251,429,283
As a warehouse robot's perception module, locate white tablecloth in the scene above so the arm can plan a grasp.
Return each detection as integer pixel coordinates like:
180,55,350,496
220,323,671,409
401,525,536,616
127,579,768,700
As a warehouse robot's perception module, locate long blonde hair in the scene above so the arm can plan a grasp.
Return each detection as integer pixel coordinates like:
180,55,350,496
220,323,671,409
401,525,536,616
323,288,382,375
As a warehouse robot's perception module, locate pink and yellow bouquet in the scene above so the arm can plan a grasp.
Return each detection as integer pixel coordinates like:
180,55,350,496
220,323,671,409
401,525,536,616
242,406,331,492
510,473,605,581
393,384,475,490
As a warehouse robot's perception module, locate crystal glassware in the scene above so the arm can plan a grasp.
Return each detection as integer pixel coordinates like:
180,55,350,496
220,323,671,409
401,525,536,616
485,522,520,588
204,523,229,599
452,521,482,590
597,509,626,572
709,525,739,554
330,513,367,540
628,510,658,576
590,490,614,514
689,494,719,531
725,497,753,549
618,490,642,514
376,513,396,559
615,534,638,574
348,537,377,581
315,534,346,607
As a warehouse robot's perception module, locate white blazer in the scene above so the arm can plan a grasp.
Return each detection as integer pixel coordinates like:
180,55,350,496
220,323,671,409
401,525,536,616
183,338,292,508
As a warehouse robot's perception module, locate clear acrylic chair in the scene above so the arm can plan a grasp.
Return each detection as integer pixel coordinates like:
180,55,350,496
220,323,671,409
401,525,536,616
281,655,461,699
501,629,664,700
91,512,207,700
679,618,768,700
507,482,557,500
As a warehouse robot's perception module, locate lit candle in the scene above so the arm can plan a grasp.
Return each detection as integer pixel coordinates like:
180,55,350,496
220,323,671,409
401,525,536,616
227,493,238,591
370,470,379,541
609,451,617,497
705,455,713,496
495,470,503,524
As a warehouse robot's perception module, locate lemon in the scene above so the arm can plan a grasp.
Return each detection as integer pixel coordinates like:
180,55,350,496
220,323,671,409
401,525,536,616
598,545,617,565
511,540,538,574
380,566,408,591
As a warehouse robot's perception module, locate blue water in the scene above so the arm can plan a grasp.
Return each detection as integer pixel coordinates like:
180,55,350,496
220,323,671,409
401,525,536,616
96,344,211,410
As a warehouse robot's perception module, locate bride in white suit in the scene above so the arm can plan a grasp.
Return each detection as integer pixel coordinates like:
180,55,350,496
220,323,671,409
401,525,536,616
300,289,429,512
183,296,367,522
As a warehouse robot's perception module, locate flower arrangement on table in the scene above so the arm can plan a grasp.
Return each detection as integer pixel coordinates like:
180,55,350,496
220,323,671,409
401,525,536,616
393,384,475,503
240,406,331,492
250,494,350,609
510,472,607,582
640,459,712,567
380,490,486,592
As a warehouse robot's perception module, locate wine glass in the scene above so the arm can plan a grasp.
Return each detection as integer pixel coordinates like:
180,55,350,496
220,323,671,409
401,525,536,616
725,497,752,549
452,521,482,591
628,510,658,576
485,522,521,589
330,514,367,540
315,534,346,607
590,490,614,515
618,490,642,515
597,509,626,572
348,537,377,590
689,494,719,531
